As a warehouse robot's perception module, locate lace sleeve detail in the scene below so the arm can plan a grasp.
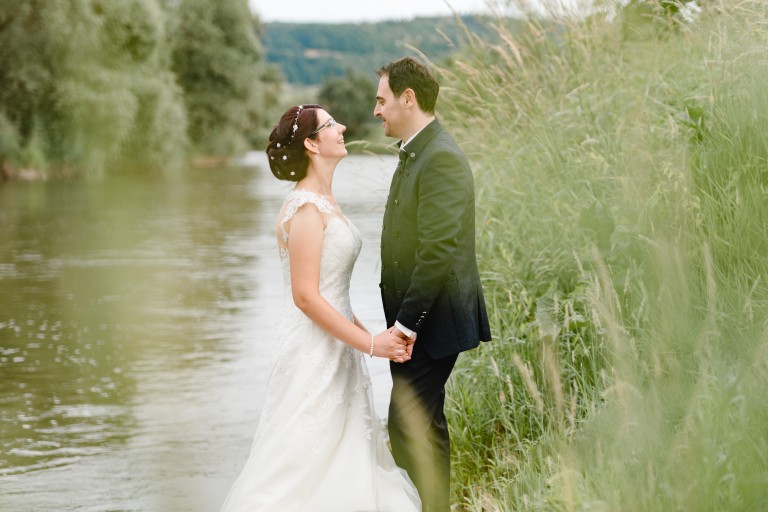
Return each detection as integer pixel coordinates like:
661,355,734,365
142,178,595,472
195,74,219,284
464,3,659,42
279,189,336,244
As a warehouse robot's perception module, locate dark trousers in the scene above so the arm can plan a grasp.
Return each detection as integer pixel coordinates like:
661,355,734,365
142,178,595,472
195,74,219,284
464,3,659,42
388,343,458,512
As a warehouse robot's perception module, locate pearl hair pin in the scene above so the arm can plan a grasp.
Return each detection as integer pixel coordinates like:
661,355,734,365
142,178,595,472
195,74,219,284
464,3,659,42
286,105,304,146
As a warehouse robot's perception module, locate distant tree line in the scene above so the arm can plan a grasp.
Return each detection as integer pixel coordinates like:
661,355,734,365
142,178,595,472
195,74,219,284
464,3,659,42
263,16,503,86
0,0,280,177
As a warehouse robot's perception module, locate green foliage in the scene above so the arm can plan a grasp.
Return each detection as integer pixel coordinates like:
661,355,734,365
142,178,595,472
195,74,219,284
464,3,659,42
317,69,377,140
169,0,280,155
0,1,61,170
0,112,20,163
0,0,187,175
0,0,284,175
435,1,768,509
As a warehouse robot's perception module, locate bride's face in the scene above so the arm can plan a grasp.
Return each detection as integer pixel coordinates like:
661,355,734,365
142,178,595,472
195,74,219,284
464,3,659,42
311,110,347,159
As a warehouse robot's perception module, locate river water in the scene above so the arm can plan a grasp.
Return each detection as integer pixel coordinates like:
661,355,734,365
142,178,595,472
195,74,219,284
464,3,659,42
0,154,398,512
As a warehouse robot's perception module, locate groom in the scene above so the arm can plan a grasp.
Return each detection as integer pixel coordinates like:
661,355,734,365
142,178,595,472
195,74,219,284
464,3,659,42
375,57,492,511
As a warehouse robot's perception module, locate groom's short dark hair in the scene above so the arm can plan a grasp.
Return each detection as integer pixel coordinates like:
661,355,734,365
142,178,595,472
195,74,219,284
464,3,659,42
377,57,439,114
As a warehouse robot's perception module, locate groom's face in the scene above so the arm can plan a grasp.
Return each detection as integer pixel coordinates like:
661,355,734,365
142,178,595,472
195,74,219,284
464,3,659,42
374,75,407,140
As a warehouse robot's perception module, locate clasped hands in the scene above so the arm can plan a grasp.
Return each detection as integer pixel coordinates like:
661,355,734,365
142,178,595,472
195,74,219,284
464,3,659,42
374,326,415,363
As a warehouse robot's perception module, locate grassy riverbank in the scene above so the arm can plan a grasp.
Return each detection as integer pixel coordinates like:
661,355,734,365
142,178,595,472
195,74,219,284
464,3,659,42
441,1,768,509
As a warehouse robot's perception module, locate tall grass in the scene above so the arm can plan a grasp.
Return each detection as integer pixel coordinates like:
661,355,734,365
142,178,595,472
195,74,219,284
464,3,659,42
438,1,768,509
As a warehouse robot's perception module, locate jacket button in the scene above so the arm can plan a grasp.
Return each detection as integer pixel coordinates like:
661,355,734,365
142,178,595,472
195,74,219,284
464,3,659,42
396,290,403,298
393,261,399,268
394,199,399,206
393,229,399,237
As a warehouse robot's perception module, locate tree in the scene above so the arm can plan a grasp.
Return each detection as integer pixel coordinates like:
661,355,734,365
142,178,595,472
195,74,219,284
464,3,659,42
0,0,187,175
169,0,280,155
317,69,377,141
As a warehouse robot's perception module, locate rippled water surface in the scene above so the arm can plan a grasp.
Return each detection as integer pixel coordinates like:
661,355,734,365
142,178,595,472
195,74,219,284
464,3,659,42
0,155,396,511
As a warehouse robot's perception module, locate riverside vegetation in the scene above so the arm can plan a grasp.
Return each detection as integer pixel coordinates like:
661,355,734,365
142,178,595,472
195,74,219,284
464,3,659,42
0,0,280,177
437,1,768,510
0,3,497,176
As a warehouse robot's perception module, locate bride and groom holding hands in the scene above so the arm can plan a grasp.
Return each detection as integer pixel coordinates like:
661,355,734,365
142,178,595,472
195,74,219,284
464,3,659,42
221,56,492,512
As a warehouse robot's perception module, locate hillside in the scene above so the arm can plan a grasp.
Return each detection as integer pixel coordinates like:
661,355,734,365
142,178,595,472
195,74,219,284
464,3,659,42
262,16,507,85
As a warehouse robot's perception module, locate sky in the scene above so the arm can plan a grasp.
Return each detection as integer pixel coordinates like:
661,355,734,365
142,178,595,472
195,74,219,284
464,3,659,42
248,0,502,24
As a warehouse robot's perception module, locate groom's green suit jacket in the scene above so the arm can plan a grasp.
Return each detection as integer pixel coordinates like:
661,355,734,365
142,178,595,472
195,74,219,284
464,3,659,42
380,119,492,359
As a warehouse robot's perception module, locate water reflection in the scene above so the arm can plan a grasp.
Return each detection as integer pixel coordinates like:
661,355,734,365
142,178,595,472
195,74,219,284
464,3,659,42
0,154,396,511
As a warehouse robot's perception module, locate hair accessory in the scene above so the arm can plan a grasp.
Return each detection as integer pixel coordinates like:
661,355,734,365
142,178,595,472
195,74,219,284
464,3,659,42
286,105,304,146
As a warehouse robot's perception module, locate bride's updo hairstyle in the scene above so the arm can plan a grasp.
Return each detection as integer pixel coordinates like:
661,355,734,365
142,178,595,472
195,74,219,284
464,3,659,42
266,104,322,182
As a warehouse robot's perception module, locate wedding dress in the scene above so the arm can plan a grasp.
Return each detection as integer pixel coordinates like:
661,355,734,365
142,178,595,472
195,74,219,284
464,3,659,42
220,189,421,512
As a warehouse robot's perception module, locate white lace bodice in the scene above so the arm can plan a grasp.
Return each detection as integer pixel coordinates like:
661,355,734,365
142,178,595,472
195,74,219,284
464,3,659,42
278,189,336,248
276,189,362,318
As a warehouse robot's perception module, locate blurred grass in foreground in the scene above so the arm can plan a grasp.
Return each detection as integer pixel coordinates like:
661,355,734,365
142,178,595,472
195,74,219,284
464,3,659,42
438,1,768,509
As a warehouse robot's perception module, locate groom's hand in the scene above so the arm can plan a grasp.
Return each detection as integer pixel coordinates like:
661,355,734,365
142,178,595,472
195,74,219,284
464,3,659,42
388,325,410,340
404,332,416,357
389,326,416,358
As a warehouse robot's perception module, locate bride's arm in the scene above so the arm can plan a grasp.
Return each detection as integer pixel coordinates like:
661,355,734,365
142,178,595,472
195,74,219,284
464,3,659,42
288,205,408,360
352,315,366,332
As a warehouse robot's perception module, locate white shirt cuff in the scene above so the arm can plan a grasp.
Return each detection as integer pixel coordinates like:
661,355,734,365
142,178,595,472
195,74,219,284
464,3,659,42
394,321,415,339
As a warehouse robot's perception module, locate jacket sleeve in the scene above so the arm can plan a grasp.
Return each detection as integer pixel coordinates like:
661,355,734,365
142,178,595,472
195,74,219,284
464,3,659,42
395,148,473,330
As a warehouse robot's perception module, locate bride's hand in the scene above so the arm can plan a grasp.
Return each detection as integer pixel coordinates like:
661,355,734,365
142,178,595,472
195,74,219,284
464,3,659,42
373,330,410,363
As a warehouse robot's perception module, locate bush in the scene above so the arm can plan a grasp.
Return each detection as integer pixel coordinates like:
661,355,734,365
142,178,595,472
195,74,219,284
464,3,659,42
438,1,768,509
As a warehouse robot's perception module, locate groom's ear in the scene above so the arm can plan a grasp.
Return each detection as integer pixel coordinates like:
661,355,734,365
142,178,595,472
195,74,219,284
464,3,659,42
403,88,417,109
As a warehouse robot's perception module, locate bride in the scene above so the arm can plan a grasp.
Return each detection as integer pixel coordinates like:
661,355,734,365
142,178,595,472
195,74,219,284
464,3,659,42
220,104,421,512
